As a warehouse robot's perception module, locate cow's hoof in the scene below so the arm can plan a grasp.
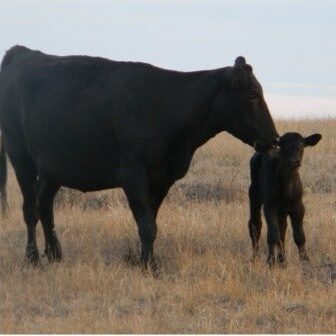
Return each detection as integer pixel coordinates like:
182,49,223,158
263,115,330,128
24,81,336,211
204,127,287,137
25,244,40,266
45,239,62,262
150,259,161,278
139,257,160,278
150,258,158,272
141,265,160,279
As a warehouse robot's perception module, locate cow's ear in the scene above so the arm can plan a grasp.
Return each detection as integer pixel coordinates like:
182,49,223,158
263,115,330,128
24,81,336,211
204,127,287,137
304,133,322,147
234,56,253,73
227,56,253,89
234,56,246,67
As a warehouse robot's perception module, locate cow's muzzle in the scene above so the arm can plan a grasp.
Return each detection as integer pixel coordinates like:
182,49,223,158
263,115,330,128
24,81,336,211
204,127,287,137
254,137,279,153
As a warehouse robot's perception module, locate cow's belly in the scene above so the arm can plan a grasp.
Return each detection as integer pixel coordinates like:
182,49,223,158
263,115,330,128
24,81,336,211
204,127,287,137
35,151,124,192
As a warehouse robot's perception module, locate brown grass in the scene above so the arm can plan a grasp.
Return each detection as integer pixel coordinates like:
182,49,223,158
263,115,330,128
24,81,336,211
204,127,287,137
0,118,335,333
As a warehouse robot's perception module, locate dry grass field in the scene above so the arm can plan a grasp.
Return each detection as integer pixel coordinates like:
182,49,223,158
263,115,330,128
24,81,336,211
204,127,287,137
0,118,335,333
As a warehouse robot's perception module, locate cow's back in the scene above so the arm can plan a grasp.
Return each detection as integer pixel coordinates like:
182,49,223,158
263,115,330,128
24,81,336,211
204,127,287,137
0,46,219,191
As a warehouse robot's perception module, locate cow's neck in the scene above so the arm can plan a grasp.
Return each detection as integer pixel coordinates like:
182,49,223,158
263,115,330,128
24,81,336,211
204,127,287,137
163,71,223,179
186,118,219,154
180,90,222,154
167,113,219,181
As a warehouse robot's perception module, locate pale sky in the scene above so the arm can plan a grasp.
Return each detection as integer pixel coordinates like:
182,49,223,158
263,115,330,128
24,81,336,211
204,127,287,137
0,0,335,118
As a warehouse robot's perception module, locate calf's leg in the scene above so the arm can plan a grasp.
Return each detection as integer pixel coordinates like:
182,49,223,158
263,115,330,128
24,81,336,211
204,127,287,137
289,202,309,261
248,184,263,258
264,205,280,267
277,214,288,265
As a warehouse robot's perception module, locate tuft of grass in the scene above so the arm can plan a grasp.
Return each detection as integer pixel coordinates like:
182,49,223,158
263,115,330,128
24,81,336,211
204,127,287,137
0,119,335,333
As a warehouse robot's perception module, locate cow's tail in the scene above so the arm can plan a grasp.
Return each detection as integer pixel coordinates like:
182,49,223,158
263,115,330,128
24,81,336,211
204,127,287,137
0,133,8,217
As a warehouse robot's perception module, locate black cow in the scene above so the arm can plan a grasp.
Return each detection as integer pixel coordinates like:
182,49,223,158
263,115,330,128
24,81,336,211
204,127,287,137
248,132,321,266
0,46,278,269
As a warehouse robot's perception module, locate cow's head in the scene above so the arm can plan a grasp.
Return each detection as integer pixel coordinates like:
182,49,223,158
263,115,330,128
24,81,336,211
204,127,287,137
278,132,322,169
214,56,279,152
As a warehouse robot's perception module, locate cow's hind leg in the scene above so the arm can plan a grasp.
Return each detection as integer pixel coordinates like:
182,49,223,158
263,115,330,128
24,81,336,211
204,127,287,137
10,156,39,264
124,174,157,271
248,183,262,259
37,179,62,262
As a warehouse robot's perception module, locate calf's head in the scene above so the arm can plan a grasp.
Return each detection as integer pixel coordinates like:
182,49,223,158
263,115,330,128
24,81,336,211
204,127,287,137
278,132,322,169
215,56,279,152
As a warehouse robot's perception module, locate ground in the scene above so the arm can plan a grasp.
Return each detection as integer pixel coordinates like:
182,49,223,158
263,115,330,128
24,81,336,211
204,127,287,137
0,119,335,333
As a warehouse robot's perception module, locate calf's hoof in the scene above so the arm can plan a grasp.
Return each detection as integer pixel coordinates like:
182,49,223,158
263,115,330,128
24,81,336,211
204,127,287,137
267,256,276,268
45,239,62,262
25,244,40,266
278,260,287,268
251,251,261,262
277,254,287,267
300,254,310,263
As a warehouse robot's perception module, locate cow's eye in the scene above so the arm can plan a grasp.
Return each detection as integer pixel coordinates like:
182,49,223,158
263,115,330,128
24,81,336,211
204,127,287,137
248,93,258,99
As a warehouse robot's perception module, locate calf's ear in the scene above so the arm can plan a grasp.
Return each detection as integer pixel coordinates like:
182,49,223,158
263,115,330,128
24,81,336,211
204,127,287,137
304,133,322,147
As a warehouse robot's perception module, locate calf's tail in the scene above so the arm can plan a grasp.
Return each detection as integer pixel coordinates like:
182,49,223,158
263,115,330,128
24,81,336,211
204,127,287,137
0,133,8,217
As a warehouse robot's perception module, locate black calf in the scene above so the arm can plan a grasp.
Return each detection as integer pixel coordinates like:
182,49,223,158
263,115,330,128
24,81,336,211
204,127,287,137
248,132,321,266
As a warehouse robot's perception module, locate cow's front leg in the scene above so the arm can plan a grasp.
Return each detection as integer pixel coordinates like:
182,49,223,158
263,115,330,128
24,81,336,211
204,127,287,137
264,205,280,267
124,175,157,271
149,178,173,219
